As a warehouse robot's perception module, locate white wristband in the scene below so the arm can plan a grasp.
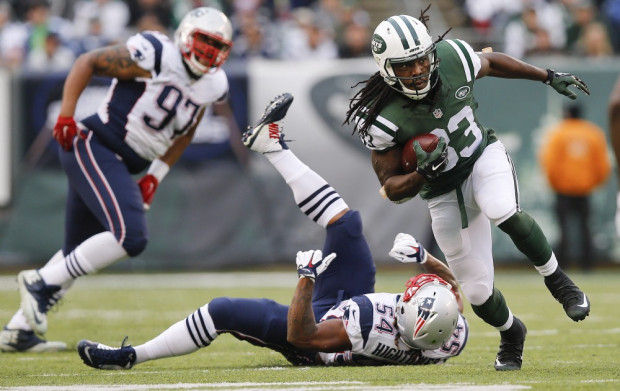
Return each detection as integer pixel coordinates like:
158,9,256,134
147,159,170,182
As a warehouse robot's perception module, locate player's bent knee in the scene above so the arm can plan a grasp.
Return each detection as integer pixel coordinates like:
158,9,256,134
122,234,148,257
461,281,493,306
207,297,234,329
485,203,517,225
498,211,533,238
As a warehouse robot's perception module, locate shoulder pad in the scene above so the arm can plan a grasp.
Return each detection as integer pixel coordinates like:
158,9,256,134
439,39,481,83
126,31,171,75
193,69,229,105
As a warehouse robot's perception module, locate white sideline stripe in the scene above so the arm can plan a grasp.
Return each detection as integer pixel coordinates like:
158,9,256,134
0,383,530,391
0,273,298,291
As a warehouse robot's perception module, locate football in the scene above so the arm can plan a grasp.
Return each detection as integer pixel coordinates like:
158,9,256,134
401,133,440,173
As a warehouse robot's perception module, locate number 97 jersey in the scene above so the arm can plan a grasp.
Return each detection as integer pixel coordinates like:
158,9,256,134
84,31,229,162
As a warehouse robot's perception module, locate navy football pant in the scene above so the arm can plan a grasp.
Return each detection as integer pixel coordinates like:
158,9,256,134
58,132,147,256
207,210,376,364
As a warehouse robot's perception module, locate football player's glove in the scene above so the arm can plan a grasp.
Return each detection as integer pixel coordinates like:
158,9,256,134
415,138,447,180
544,69,590,100
137,174,158,211
389,233,428,264
53,116,78,151
295,250,336,281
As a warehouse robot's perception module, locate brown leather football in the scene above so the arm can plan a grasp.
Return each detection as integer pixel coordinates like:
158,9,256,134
401,133,440,173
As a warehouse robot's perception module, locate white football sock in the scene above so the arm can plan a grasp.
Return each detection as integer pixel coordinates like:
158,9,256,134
266,150,348,228
6,310,31,331
535,253,558,277
39,232,127,286
134,304,217,363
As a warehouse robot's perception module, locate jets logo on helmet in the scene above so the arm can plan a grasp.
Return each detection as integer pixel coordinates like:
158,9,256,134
175,7,233,76
372,15,439,100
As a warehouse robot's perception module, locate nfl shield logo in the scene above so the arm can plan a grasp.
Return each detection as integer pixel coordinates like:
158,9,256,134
433,108,443,119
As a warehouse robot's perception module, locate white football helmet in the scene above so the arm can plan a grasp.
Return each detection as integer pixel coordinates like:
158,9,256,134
395,274,459,350
175,7,233,76
371,15,439,100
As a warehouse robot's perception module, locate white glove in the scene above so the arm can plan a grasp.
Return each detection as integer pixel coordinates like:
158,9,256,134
389,233,428,264
296,250,337,281
616,192,620,237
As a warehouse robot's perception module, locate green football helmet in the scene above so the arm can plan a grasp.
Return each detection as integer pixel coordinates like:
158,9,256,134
371,15,439,100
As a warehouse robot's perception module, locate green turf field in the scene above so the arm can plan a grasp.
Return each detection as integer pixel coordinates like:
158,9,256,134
0,269,618,390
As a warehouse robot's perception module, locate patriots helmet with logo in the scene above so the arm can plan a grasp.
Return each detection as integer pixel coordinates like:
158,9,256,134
371,15,439,100
395,274,459,350
175,7,233,76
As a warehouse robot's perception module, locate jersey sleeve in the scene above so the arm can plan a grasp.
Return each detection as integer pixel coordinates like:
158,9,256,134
442,39,482,82
357,111,399,151
421,313,469,360
126,31,166,76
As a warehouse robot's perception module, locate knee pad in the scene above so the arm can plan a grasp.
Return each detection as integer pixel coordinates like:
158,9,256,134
461,280,493,306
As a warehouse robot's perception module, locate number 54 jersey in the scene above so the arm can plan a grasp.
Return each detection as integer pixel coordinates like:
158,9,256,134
81,31,228,163
318,293,468,366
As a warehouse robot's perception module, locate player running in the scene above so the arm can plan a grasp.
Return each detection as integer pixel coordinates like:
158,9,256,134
77,94,468,369
0,7,234,352
344,10,591,370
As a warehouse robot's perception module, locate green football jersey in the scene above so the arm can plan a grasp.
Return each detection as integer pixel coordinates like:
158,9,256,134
359,39,497,199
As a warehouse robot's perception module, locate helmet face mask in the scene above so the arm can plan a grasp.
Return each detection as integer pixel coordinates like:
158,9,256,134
175,7,233,76
394,274,459,350
372,15,439,100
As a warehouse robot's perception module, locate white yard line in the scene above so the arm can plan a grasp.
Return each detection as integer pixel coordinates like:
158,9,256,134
0,383,531,391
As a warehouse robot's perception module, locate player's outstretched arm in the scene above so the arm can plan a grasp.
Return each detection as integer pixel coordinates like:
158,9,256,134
389,233,464,312
372,149,425,202
287,250,351,352
53,45,153,151
477,52,589,100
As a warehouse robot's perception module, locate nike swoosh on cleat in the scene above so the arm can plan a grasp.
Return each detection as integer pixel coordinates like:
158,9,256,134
577,294,589,308
83,346,93,364
431,162,443,171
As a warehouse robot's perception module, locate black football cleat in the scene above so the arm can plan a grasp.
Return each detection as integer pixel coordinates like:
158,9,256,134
78,338,136,370
242,93,293,153
0,327,66,352
544,269,590,321
494,317,527,371
18,270,62,335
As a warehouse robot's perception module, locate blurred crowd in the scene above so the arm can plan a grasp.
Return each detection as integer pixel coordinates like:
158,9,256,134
0,0,618,73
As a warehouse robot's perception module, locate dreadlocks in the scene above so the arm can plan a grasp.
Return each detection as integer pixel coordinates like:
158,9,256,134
343,5,451,139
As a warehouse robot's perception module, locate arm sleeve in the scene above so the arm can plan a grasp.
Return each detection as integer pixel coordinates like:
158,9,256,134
357,113,399,151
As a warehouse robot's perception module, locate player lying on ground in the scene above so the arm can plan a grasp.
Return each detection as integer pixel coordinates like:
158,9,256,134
77,94,468,369
1,7,235,352
344,9,591,370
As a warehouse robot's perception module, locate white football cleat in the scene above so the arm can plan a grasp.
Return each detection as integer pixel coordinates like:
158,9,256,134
242,93,293,153
18,270,62,335
0,327,66,352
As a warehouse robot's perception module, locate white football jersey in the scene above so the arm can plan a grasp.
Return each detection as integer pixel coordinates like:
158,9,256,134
81,31,228,161
318,293,468,366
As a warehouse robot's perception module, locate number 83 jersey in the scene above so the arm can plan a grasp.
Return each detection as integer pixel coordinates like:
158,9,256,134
358,39,498,199
318,293,468,366
82,31,228,162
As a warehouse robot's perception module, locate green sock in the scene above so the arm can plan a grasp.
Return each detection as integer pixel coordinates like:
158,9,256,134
498,211,552,267
471,288,511,328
